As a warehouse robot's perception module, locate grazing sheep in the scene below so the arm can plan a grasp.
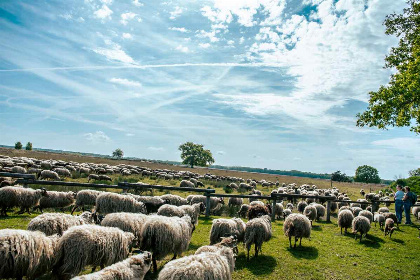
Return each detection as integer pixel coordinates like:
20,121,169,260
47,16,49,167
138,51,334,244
179,202,205,225
374,213,385,230
382,212,398,226
196,235,238,255
98,175,112,181
244,215,272,260
378,207,390,214
158,246,235,280
352,216,371,242
310,203,326,221
88,174,99,181
250,201,264,207
54,168,72,177
228,197,243,207
11,166,27,174
160,194,188,206
297,201,308,213
34,191,76,213
141,215,194,272
133,196,164,213
95,192,147,215
53,225,135,279
238,204,250,218
247,204,270,220
338,210,354,234
38,170,61,180
180,180,195,188
351,207,363,217
0,186,47,215
71,252,152,280
412,206,420,220
384,218,396,238
303,205,317,224
71,189,103,214
158,204,186,218
28,212,93,236
283,213,311,248
0,229,59,279
274,203,284,220
283,208,292,219
210,218,246,245
358,210,373,223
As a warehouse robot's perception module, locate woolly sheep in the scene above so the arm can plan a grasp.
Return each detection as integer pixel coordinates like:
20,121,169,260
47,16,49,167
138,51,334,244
11,166,27,174
88,174,99,181
250,201,265,207
238,204,250,218
71,189,103,214
283,208,292,219
38,170,61,180
71,252,152,280
412,206,420,219
140,215,194,272
95,192,147,215
338,209,354,234
196,236,238,255
210,218,246,245
247,204,270,220
374,213,385,230
160,194,188,206
188,195,224,213
358,210,373,223
179,202,205,225
303,205,317,223
274,203,284,220
228,197,243,207
158,246,235,280
0,229,59,279
382,212,398,226
351,206,363,217
53,225,135,279
384,218,396,238
286,203,294,210
35,191,76,213
0,186,47,215
310,203,326,221
158,204,186,218
297,201,308,213
352,216,371,242
180,180,195,188
133,195,164,213
28,212,93,236
378,207,390,214
244,215,272,260
283,213,311,248
54,168,72,177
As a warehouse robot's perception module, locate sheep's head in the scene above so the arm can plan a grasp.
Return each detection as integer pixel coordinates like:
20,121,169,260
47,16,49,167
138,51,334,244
198,202,205,212
40,188,48,197
220,235,238,254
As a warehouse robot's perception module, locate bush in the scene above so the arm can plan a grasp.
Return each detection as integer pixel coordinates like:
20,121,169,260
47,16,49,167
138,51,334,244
25,142,32,151
15,142,22,150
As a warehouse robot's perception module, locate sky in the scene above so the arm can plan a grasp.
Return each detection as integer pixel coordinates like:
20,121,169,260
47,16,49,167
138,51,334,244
0,0,419,179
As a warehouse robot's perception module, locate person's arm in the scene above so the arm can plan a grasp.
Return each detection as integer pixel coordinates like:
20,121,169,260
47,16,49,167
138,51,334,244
403,193,408,201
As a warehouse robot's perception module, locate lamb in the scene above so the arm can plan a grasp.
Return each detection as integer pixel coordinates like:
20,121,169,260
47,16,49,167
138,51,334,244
384,218,396,238
374,213,386,230
140,215,194,272
297,201,308,213
38,170,61,180
210,218,246,245
180,180,195,188
34,191,76,213
160,194,188,206
303,205,317,224
158,246,235,280
283,213,311,248
338,209,354,234
352,216,371,242
71,252,152,280
71,189,103,214
237,204,250,218
28,212,94,236
228,197,243,207
0,229,59,279
95,192,147,215
247,204,270,220
244,215,272,260
53,225,135,279
358,210,373,223
0,186,47,215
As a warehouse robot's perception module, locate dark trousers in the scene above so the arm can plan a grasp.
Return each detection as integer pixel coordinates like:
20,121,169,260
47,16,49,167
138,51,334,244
403,201,412,224
395,200,403,223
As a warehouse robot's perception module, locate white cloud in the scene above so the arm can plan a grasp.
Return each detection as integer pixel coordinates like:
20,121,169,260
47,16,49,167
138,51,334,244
239,37,245,44
94,5,113,20
110,77,142,87
148,146,165,151
168,27,189,33
101,0,113,4
175,45,189,53
199,43,211,48
227,40,234,45
126,133,135,137
217,150,226,155
60,14,72,20
93,41,135,64
372,138,420,151
84,131,110,142
196,30,219,42
120,12,137,25
170,6,184,20
133,0,143,7
122,33,133,39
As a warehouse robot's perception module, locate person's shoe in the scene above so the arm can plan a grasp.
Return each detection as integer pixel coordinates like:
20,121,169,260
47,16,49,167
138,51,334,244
405,222,412,225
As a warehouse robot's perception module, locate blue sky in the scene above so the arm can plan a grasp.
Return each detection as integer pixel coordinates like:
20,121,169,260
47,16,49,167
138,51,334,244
0,0,418,179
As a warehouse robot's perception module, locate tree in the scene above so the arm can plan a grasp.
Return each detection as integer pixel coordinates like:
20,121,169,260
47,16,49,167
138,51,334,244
356,0,420,133
112,148,124,159
25,142,32,151
409,167,420,177
331,171,352,182
178,142,214,168
354,165,381,184
14,142,22,150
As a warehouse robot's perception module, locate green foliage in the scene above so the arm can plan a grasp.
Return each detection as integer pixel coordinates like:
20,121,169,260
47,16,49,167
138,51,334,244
390,176,420,194
356,0,420,133
112,148,124,159
223,185,234,193
354,165,381,183
25,142,32,151
331,171,352,182
14,141,22,150
409,167,420,177
178,142,214,168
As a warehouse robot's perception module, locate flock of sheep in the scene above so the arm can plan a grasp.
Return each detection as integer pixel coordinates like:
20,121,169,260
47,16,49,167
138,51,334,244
0,155,419,280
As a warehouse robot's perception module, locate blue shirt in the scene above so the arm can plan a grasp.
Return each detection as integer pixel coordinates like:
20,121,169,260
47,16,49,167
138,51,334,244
395,190,404,200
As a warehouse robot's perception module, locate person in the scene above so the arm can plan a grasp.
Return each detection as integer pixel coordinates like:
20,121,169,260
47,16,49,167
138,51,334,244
402,186,413,225
394,185,404,224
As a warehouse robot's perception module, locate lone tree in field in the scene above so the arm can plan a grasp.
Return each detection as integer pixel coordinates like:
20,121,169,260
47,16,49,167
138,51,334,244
112,148,124,159
25,142,32,151
179,142,214,168
14,142,22,150
356,0,420,133
354,165,381,184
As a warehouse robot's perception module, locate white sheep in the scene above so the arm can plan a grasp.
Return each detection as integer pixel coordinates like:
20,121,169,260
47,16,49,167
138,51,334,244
27,212,93,236
0,186,47,215
210,218,246,245
352,216,371,242
160,194,188,206
71,189,103,214
338,209,354,234
34,190,76,213
38,170,61,180
374,213,385,230
283,213,311,248
157,204,186,218
95,192,147,215
244,215,272,260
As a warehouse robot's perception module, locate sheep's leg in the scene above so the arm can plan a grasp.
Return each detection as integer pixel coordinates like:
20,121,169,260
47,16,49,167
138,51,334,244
172,254,177,260
17,208,24,214
70,205,78,215
255,245,258,258
294,237,298,248
360,233,362,242
100,264,104,270
299,237,302,247
341,227,343,235
289,236,292,248
152,254,158,273
91,266,97,273
26,208,31,215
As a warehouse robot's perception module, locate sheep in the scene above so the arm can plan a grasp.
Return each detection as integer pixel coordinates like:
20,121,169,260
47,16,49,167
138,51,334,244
338,209,354,234
210,218,246,245
244,215,272,260
180,180,195,188
11,166,27,173
157,204,186,218
71,252,152,280
71,189,103,214
188,195,224,213
303,205,317,224
38,170,61,180
247,204,270,220
95,192,147,215
384,218,396,238
283,208,292,219
382,212,398,227
358,210,373,223
412,206,420,220
228,197,243,207
339,205,350,212
351,206,363,217
53,225,135,279
179,202,205,225
160,194,188,206
374,213,385,230
273,203,284,220
158,246,235,280
27,211,93,236
132,195,164,213
54,168,72,177
238,204,250,218
0,229,59,279
88,174,99,181
352,216,371,242
310,203,326,221
98,174,112,181
140,215,194,272
283,213,311,248
196,235,238,254
286,203,294,210
378,207,390,214
34,191,76,213
0,186,47,215
297,201,308,213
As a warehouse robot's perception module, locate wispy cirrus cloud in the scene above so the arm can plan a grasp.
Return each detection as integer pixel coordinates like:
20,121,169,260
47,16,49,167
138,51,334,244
109,77,142,87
